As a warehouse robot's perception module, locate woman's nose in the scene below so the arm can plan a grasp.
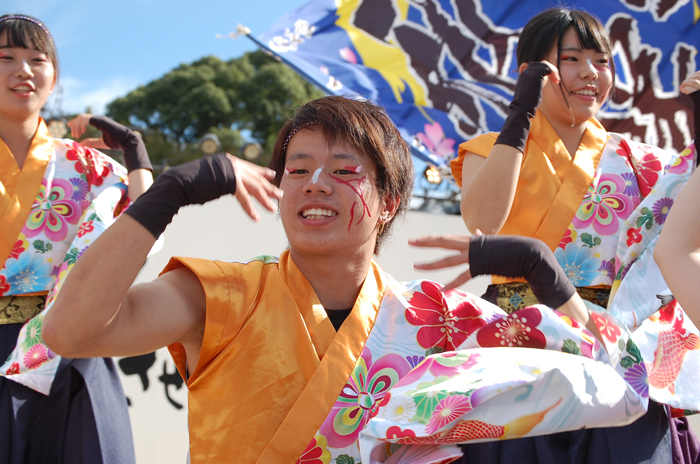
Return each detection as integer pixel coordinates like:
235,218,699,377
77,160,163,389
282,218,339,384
581,58,598,79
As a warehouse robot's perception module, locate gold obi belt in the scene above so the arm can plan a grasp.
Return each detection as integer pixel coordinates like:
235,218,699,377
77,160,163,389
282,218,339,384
0,295,46,325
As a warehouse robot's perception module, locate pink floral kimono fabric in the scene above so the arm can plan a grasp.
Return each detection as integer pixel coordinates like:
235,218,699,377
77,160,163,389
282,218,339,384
357,144,700,463
0,140,130,394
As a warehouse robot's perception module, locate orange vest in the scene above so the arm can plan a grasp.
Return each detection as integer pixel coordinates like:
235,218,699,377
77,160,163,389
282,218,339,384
0,120,53,266
450,112,607,284
164,251,386,464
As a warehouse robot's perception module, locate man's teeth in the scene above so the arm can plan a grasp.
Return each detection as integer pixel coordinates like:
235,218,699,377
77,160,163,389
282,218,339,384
302,208,337,219
572,89,595,96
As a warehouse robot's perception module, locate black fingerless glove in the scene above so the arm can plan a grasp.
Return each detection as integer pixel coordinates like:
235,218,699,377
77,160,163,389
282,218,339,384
89,116,153,173
469,235,576,309
124,154,236,238
495,62,552,153
690,90,700,166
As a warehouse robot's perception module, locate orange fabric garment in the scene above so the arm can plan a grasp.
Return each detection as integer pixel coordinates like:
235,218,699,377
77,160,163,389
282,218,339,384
450,112,607,283
164,250,386,464
0,120,53,265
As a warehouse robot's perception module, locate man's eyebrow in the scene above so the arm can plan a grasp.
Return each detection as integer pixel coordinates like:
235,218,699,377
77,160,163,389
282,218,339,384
286,153,312,162
331,153,361,161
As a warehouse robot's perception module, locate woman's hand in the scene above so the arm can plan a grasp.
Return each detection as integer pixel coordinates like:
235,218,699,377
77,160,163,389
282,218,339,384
226,154,283,221
67,113,92,139
410,234,475,291
680,70,700,95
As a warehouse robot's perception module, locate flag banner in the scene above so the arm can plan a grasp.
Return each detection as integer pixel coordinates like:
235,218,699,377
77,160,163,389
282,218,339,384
256,0,699,166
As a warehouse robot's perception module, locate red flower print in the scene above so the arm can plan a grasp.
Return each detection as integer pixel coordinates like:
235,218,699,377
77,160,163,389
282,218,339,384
0,275,10,296
65,141,111,187
559,228,574,249
77,221,95,238
10,240,26,259
5,362,20,375
590,312,622,343
633,152,663,197
405,282,487,351
476,307,546,349
626,227,643,247
296,435,331,464
386,426,417,439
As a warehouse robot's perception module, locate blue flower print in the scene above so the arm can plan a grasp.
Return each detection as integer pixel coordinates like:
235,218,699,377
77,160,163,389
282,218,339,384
554,243,601,287
0,251,54,294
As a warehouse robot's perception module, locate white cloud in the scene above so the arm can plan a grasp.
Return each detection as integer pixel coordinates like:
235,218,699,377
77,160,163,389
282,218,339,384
44,76,139,116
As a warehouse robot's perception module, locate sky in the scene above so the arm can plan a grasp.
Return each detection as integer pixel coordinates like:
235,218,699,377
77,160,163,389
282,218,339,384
1,0,310,115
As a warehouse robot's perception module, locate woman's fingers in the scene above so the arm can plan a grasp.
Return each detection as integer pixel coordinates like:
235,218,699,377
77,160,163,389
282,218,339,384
409,234,471,251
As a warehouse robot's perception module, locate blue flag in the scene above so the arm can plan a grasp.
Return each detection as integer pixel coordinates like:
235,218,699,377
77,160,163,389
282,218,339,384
252,0,699,210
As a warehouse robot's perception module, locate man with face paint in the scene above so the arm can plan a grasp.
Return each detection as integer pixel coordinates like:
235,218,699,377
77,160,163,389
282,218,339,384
42,96,667,463
42,96,420,463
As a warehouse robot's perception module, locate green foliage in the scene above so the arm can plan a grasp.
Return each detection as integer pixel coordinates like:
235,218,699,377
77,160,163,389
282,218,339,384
32,240,53,254
580,233,601,248
562,339,581,355
335,456,356,464
636,207,654,230
106,51,324,167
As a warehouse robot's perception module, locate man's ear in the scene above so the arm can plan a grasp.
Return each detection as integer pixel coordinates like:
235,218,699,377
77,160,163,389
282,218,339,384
381,195,400,223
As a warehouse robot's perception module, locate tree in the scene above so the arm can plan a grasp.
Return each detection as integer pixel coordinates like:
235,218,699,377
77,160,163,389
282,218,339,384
106,50,324,167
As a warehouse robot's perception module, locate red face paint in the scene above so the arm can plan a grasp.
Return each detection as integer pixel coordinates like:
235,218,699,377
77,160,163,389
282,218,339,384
329,173,371,232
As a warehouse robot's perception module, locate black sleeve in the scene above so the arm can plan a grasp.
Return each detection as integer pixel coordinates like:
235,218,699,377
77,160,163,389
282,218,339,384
690,90,700,166
124,154,236,238
469,235,576,309
89,116,152,172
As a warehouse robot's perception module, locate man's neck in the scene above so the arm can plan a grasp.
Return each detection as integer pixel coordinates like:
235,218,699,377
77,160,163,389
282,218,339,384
0,115,40,170
290,248,373,309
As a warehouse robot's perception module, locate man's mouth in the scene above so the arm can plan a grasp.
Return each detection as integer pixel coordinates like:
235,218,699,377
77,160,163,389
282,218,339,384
301,208,337,219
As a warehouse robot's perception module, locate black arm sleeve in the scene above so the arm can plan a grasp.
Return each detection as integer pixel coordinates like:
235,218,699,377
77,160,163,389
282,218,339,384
691,90,700,166
495,62,551,153
469,235,576,309
89,116,153,172
124,154,236,238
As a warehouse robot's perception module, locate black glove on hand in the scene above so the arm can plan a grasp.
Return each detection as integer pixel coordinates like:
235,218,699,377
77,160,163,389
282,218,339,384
124,154,236,238
469,235,576,309
690,90,700,166
89,116,152,173
495,62,552,153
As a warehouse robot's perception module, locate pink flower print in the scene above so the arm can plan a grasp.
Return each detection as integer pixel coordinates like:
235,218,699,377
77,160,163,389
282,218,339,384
572,173,635,236
319,349,411,448
24,178,81,242
416,122,456,160
426,395,473,434
405,282,487,351
667,146,694,175
77,221,95,238
652,198,674,225
23,344,49,369
626,227,643,247
339,47,357,64
476,307,546,349
397,352,481,388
